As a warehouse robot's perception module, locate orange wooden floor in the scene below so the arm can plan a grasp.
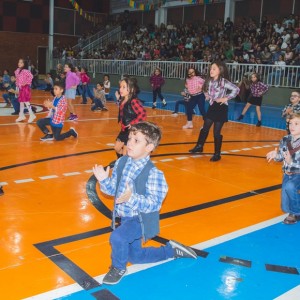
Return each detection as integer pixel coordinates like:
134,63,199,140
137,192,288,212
0,90,285,299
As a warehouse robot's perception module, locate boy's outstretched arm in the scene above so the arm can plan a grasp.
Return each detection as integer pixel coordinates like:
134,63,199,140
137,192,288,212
93,165,110,182
266,148,278,162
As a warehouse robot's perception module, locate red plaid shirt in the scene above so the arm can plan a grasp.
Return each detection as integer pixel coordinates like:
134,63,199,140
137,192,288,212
119,98,146,131
48,96,67,127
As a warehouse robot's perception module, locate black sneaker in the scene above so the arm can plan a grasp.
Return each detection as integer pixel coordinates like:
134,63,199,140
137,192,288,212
0,186,3,196
102,266,127,285
102,107,108,111
40,134,54,141
70,127,78,138
169,240,197,259
256,120,262,127
152,102,157,109
11,112,19,115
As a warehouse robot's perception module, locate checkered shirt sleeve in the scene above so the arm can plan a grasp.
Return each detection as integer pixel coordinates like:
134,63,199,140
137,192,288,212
52,96,67,125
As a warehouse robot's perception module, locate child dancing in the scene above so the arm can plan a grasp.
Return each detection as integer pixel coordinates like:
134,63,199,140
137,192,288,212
150,68,167,109
189,61,239,161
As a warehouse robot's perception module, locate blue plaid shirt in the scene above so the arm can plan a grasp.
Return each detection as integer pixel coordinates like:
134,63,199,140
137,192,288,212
100,156,168,218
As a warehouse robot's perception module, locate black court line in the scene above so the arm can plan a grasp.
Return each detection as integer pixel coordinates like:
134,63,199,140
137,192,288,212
0,139,274,171
265,264,299,275
34,179,281,293
219,256,252,268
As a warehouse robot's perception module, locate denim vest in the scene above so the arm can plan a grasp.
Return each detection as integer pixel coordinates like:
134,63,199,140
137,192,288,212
115,156,160,242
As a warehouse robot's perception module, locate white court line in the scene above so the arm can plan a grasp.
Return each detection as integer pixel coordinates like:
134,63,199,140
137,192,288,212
63,172,81,177
274,285,300,300
252,146,262,149
15,178,35,184
0,182,8,185
159,158,173,162
191,155,203,158
24,215,286,300
175,156,189,160
39,175,59,180
106,143,115,147
84,170,93,173
241,148,252,151
229,149,240,152
262,145,272,147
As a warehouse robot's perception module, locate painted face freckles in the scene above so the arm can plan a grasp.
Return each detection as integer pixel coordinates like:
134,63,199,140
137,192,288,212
126,131,153,160
289,117,300,138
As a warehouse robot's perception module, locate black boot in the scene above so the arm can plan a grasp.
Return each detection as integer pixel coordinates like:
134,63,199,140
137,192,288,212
210,135,223,162
189,128,209,153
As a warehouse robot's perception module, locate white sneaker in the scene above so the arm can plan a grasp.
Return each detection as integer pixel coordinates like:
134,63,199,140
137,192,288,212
171,113,178,117
182,122,193,129
28,114,36,123
16,115,26,122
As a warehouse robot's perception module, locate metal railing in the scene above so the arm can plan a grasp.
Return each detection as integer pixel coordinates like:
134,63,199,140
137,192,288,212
72,26,121,52
52,59,300,88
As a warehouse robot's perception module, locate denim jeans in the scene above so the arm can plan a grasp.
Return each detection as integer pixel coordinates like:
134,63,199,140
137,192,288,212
152,87,164,103
174,99,187,113
81,84,94,103
187,93,206,121
91,98,104,111
281,174,300,215
110,216,174,270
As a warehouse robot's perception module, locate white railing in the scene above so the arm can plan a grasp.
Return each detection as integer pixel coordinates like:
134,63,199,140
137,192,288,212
72,26,121,52
52,59,300,88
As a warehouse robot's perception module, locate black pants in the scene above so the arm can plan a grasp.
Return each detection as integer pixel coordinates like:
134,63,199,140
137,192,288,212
197,117,224,144
37,118,72,141
187,93,206,121
152,87,164,103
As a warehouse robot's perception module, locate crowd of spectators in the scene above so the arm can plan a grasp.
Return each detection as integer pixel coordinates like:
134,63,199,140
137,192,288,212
55,14,300,65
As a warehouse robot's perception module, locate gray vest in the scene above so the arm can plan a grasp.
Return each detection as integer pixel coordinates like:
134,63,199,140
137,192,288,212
115,156,160,241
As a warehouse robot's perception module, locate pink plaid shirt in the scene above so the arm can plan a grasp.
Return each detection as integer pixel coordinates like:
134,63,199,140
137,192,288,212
15,68,33,88
250,81,269,97
185,76,205,95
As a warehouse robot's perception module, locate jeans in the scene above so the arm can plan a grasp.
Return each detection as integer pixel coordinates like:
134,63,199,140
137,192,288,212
91,98,104,111
281,174,300,215
152,87,164,103
187,93,206,121
81,84,94,103
2,93,11,104
37,118,73,141
110,216,174,270
174,99,187,113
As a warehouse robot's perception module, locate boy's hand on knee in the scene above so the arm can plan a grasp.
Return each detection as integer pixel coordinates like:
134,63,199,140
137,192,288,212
93,164,110,182
116,182,132,204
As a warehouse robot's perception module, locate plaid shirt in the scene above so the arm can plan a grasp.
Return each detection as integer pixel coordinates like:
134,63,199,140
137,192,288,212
150,74,165,89
100,156,168,217
275,135,300,174
47,95,67,127
186,76,205,95
119,99,146,131
207,78,239,105
282,103,300,116
15,68,33,87
250,81,269,97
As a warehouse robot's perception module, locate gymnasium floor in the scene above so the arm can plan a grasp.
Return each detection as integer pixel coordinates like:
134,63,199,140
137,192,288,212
1,88,299,300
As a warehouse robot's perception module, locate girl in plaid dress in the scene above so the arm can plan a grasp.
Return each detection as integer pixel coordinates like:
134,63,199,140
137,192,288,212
15,58,36,123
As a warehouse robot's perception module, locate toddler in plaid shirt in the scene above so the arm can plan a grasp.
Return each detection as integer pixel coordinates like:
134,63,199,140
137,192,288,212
36,82,78,141
282,90,300,133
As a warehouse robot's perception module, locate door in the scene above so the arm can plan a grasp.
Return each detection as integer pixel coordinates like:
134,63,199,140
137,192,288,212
37,47,48,75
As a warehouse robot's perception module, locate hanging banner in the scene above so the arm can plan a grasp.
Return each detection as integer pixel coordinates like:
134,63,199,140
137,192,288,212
128,0,167,11
68,0,97,23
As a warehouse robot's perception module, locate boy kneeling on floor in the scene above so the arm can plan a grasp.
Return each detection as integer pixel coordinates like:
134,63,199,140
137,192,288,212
37,82,78,141
93,121,198,285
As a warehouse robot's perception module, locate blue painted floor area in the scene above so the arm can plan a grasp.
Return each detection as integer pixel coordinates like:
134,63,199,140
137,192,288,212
57,222,300,300
107,88,287,130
